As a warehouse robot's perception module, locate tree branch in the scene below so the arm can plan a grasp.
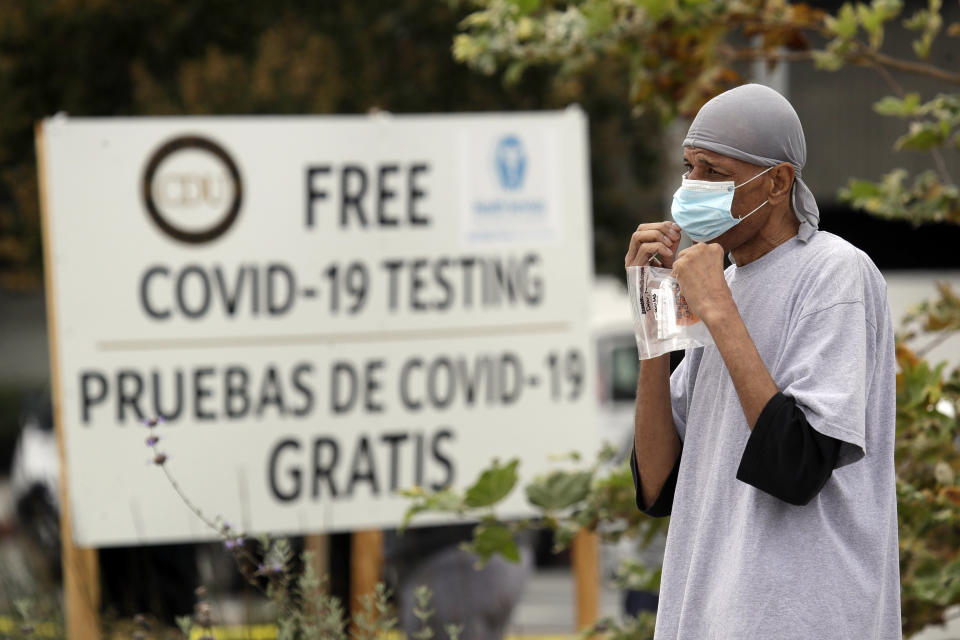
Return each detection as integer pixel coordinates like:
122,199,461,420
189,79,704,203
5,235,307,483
864,57,954,186
870,60,905,98
725,47,960,85
868,50,960,85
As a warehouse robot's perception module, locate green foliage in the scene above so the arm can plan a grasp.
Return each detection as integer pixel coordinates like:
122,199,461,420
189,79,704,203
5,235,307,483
2,585,65,640
897,120,951,151
469,518,521,566
402,457,520,523
874,93,923,117
352,583,396,640
401,458,529,565
404,446,669,637
840,169,960,224
175,615,192,637
840,91,959,226
904,0,943,59
508,0,541,16
400,488,465,529
525,468,593,511
277,549,349,640
613,559,662,594
894,304,960,634
411,585,434,640
464,458,520,508
452,0,832,120
578,612,657,640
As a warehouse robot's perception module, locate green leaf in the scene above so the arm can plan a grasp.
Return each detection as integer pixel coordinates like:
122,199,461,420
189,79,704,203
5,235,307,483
841,178,884,200
525,470,593,511
176,615,193,635
903,0,943,59
466,520,520,565
895,120,950,150
582,0,615,35
871,0,903,18
857,4,885,48
874,93,921,117
635,0,674,21
507,0,541,15
401,489,465,529
912,32,935,59
503,60,528,86
825,3,859,39
464,458,519,508
812,49,845,71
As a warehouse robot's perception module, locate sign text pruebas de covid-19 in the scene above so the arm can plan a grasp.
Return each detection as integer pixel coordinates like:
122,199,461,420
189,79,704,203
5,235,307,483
40,111,596,546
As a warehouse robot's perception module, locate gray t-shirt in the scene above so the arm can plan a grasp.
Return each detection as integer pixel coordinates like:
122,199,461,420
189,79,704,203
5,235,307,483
654,231,901,639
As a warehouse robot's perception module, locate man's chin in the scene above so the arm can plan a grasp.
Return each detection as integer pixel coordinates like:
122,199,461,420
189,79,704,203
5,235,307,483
707,228,741,252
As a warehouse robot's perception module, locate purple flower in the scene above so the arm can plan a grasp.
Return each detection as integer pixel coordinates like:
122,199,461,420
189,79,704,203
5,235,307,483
153,452,168,466
145,435,159,447
255,562,284,576
142,416,166,428
224,537,244,551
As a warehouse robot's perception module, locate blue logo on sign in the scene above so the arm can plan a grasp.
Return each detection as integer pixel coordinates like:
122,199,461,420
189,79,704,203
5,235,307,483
494,135,526,191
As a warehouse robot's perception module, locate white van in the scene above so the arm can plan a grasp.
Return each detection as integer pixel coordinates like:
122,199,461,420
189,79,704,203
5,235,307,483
591,275,642,461
591,275,667,596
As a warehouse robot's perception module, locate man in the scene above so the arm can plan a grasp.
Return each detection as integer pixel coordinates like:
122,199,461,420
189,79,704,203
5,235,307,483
626,84,900,639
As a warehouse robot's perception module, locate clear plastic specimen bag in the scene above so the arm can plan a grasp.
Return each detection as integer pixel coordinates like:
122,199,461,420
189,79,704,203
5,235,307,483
626,265,715,360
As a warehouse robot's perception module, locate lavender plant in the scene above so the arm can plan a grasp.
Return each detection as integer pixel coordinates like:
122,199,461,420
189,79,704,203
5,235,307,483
143,416,400,640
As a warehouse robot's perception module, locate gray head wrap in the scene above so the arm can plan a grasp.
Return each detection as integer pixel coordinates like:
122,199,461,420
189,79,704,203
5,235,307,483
683,83,819,242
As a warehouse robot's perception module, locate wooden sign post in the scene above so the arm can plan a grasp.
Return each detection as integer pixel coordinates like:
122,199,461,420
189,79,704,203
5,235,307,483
36,123,101,638
350,529,385,621
572,528,600,630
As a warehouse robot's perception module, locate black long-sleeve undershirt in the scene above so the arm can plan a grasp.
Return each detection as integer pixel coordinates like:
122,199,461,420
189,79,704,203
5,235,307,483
630,392,843,515
735,392,842,506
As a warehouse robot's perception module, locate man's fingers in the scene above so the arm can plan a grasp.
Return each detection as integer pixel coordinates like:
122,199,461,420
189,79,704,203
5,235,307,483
637,222,681,242
625,222,682,267
626,229,675,258
625,241,674,267
672,242,725,279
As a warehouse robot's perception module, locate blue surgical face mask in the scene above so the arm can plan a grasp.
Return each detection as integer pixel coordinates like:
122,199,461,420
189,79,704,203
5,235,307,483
671,166,775,242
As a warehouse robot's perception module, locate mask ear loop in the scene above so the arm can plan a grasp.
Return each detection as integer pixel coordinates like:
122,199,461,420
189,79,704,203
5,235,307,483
732,164,777,220
733,164,777,190
736,199,768,221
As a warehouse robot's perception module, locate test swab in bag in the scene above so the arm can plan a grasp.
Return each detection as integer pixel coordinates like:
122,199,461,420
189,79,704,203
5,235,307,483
626,265,715,360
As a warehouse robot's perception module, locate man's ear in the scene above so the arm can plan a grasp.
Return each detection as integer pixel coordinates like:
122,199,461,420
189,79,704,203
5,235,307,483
768,163,795,204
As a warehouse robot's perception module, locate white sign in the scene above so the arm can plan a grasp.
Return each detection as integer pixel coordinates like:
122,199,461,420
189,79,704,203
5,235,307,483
38,109,597,547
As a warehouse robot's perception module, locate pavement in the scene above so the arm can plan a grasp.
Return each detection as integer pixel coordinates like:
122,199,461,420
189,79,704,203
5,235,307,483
507,567,623,636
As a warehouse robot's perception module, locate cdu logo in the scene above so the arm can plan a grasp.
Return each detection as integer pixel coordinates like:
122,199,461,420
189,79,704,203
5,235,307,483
494,135,527,191
142,135,243,244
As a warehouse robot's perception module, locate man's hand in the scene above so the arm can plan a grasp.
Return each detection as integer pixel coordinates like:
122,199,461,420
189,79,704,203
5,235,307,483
672,243,735,327
625,221,682,269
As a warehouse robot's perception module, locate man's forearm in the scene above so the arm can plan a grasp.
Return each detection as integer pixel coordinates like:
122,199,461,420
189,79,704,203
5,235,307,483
704,301,778,429
634,354,681,507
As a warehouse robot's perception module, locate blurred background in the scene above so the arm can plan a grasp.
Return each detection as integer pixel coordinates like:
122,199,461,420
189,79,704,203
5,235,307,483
0,1,959,638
